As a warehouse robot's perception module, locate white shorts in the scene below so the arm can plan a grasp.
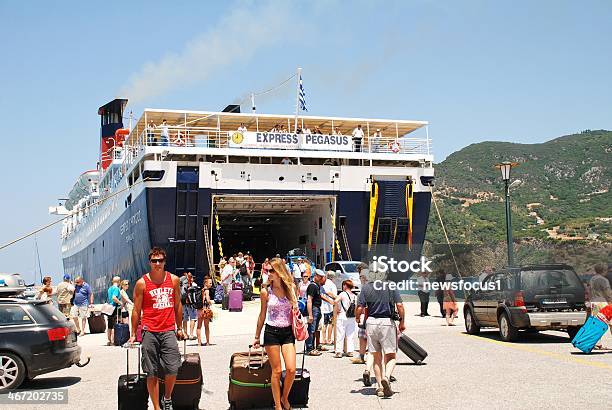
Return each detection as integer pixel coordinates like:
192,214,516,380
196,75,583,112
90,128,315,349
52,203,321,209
71,305,89,319
366,317,398,353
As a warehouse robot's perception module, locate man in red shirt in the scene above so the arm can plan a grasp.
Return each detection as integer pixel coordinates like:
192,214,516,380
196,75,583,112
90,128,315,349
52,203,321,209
130,247,184,410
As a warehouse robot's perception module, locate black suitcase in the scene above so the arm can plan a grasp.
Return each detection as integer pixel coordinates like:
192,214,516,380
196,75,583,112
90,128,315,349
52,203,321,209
398,333,428,364
118,343,148,410
88,312,106,333
242,285,253,301
159,340,202,409
222,294,229,310
281,345,310,406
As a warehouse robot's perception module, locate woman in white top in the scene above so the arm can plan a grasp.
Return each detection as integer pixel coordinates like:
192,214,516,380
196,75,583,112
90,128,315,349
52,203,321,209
119,280,134,325
333,279,357,358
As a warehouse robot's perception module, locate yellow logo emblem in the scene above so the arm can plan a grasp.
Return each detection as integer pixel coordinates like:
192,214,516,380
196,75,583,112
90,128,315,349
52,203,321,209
231,132,244,145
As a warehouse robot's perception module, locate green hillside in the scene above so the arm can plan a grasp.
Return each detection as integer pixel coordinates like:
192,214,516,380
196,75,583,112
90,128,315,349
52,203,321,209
426,130,612,250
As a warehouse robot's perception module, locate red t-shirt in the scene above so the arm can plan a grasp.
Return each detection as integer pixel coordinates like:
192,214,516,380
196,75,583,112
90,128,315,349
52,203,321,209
141,272,176,333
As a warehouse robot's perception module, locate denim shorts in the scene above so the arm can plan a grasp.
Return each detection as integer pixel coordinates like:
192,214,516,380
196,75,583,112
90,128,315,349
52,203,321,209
323,313,333,325
263,324,295,346
183,305,197,321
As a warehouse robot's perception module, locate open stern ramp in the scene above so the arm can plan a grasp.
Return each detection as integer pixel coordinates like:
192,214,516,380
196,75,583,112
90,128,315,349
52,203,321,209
211,194,336,266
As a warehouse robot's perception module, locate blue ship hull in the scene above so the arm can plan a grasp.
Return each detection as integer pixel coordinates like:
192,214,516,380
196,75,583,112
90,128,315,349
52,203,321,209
63,186,432,302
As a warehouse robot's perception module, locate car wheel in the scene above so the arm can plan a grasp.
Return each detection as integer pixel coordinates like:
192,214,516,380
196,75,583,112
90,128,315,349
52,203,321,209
0,352,26,392
498,312,519,342
464,308,480,335
567,326,580,340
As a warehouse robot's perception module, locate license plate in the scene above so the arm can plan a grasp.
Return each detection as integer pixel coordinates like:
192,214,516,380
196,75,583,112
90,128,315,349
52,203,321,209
542,298,567,304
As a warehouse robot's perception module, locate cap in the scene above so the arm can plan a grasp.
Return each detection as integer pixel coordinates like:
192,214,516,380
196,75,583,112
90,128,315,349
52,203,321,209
63,274,71,281
314,269,326,277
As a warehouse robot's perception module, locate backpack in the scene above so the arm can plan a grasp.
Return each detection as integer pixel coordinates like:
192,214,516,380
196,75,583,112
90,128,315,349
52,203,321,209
186,286,204,309
340,291,356,318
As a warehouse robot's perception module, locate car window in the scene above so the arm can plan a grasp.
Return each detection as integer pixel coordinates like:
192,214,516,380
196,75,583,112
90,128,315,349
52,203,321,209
340,263,361,273
0,305,34,326
521,269,582,289
492,274,512,291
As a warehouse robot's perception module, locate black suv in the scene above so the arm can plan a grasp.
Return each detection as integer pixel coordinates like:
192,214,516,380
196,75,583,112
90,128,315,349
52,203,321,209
0,298,83,391
464,264,587,342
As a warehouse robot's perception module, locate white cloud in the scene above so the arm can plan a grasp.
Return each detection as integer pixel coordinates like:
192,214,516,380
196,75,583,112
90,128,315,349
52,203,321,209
119,1,299,104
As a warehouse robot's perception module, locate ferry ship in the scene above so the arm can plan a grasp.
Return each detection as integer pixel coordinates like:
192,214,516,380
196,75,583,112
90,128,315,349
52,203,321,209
51,99,434,301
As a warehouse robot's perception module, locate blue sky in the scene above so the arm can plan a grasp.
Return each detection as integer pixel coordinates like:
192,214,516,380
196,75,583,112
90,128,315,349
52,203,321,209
1,0,611,281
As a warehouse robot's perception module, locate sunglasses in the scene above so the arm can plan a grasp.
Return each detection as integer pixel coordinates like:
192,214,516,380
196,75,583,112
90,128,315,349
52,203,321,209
150,258,165,264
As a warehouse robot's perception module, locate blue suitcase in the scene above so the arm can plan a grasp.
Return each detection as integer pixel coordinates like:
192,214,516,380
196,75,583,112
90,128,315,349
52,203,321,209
571,316,608,353
114,322,130,347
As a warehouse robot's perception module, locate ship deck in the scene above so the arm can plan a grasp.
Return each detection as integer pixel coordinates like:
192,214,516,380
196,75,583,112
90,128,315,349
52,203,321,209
123,109,432,159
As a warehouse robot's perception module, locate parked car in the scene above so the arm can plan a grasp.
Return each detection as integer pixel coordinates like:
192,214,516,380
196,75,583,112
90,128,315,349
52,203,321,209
324,261,363,293
0,297,83,391
463,264,588,342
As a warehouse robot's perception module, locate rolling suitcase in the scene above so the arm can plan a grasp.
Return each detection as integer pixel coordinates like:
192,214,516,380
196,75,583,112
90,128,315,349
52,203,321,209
229,289,243,312
159,340,202,409
572,315,609,354
88,311,106,334
214,284,224,304
228,346,274,409
242,284,253,302
114,309,130,347
281,345,310,406
118,343,148,410
398,333,428,364
222,294,230,310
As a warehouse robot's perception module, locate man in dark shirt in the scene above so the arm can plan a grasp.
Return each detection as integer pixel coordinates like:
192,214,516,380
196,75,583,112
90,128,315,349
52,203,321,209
305,270,327,355
356,268,405,398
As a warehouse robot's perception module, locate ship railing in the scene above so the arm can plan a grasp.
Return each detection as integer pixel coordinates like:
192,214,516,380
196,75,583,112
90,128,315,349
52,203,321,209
130,126,432,156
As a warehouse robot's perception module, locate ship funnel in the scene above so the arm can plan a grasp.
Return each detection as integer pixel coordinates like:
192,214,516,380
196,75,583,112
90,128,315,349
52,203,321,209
98,98,128,170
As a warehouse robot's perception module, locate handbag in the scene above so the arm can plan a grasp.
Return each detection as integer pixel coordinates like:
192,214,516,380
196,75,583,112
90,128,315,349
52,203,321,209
292,307,308,341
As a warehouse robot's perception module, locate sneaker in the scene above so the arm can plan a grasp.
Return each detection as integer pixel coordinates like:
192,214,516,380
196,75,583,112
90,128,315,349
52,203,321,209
362,370,372,387
376,388,385,397
350,357,365,364
381,378,393,397
161,396,173,410
389,375,397,383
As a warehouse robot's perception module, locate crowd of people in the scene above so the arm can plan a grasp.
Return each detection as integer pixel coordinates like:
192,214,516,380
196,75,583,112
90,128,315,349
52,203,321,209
35,248,612,409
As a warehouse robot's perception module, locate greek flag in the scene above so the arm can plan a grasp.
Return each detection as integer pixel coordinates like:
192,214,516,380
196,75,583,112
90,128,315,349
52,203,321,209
299,75,307,111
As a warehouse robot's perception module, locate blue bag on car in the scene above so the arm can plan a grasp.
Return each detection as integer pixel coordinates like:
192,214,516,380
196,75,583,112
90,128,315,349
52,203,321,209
571,316,608,354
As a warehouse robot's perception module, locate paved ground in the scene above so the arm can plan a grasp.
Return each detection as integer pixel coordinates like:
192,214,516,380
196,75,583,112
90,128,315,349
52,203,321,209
5,298,612,410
